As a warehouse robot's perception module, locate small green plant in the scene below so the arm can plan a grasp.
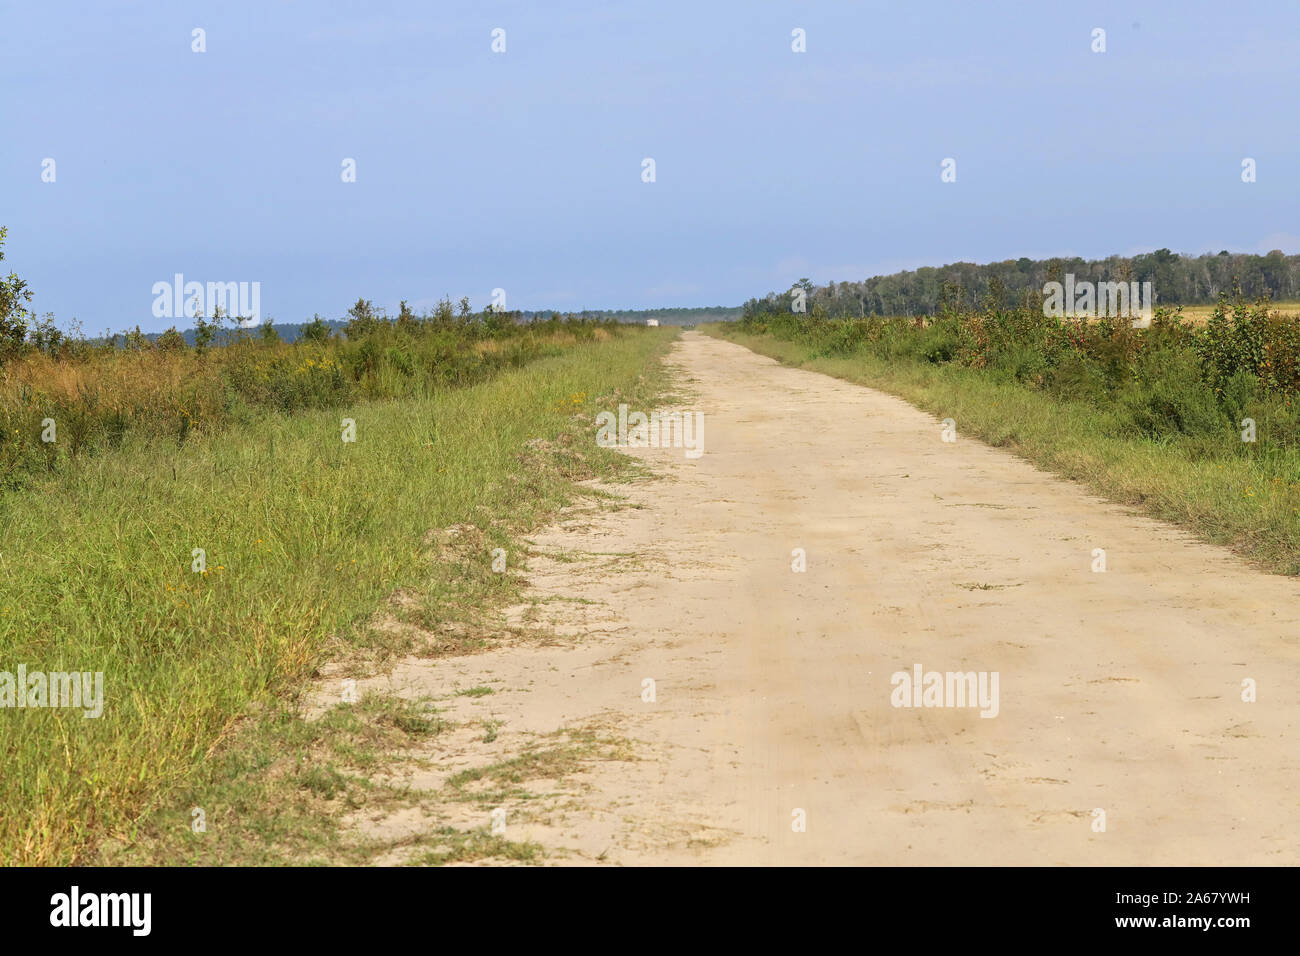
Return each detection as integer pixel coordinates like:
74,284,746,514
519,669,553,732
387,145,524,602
300,314,332,343
192,310,217,354
156,327,188,351
0,226,34,360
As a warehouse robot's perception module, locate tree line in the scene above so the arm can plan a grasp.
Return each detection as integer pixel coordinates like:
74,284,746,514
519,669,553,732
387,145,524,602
746,249,1300,318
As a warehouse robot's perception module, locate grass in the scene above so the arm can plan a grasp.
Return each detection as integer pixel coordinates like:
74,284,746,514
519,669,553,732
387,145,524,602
95,692,451,866
444,728,635,806
403,828,543,866
709,323,1300,575
0,325,676,865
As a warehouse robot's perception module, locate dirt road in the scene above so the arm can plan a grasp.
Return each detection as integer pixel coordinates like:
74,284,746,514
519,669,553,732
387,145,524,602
347,331,1300,865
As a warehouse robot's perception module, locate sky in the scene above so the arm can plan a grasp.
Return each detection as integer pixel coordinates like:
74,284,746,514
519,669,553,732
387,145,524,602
3,0,1299,333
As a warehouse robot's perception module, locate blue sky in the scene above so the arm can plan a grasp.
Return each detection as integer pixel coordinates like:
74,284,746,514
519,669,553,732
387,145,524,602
3,0,1298,333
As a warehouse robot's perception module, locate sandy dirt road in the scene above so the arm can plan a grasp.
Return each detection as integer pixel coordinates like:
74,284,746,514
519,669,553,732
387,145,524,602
343,331,1300,865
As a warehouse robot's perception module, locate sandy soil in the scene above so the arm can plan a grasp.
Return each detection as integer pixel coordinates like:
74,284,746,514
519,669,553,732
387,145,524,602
333,331,1300,865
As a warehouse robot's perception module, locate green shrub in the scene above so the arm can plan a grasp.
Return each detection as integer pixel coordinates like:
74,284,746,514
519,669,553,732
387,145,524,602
300,315,332,343
1046,350,1110,403
1121,348,1227,439
156,327,187,351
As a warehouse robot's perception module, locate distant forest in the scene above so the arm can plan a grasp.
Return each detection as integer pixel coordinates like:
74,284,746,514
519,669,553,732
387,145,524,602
746,249,1300,318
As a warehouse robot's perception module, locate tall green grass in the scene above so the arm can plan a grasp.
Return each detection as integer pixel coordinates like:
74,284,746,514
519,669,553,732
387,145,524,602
0,325,674,864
